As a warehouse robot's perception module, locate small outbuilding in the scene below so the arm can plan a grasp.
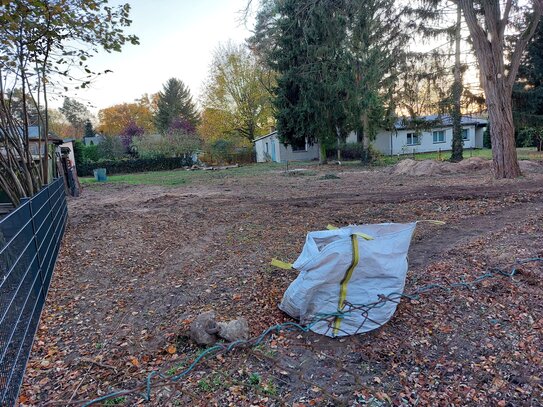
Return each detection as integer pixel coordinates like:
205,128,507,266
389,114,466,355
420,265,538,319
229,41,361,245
254,131,320,163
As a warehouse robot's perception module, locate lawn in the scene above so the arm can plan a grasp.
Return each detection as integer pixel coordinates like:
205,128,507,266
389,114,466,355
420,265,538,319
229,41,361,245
79,162,291,186
79,147,542,186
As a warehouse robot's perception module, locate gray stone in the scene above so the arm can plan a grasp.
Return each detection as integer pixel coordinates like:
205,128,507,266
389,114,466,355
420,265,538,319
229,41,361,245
217,318,249,342
190,311,218,345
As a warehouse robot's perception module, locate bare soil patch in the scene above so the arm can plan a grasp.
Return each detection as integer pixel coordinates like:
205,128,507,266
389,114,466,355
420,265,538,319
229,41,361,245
388,157,543,177
20,164,543,406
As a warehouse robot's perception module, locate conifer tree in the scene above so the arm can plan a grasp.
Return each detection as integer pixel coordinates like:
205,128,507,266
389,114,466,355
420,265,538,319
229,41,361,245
84,120,94,138
155,78,199,134
513,20,543,130
251,0,406,163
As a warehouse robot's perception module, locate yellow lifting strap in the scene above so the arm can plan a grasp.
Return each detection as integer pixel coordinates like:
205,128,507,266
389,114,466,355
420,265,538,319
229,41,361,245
333,234,360,335
326,224,373,241
270,258,293,270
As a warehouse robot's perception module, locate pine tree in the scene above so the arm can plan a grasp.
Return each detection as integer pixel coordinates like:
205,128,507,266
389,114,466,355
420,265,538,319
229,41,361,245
513,20,543,130
154,78,199,134
84,120,94,138
270,0,349,163
344,0,407,161
252,0,405,163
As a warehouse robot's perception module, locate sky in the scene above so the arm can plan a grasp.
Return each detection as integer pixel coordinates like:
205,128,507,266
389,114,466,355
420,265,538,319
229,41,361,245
57,0,254,113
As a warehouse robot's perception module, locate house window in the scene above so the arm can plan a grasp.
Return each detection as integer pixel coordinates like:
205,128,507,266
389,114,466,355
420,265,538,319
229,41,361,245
265,142,269,153
462,129,469,140
433,130,445,143
291,138,307,152
406,133,420,146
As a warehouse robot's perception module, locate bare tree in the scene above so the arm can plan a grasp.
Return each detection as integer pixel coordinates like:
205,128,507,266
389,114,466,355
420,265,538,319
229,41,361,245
0,0,138,205
459,0,543,178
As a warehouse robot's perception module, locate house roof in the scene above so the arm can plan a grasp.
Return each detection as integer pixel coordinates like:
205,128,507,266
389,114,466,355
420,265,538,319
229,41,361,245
1,126,63,143
395,114,488,130
27,126,63,144
253,131,277,143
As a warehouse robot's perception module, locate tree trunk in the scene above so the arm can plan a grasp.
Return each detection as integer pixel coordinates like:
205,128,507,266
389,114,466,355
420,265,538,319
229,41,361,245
361,112,370,163
456,0,541,178
486,93,521,177
450,3,463,162
319,143,327,164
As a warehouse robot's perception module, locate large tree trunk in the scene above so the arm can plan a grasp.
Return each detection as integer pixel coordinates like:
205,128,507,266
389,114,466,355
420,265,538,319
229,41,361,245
458,0,543,178
486,93,521,177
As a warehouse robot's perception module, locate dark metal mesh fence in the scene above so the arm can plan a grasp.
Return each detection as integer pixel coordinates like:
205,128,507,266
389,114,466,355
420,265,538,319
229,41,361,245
0,178,68,405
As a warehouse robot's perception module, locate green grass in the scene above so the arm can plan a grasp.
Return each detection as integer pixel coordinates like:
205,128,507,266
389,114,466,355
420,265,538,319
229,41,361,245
80,148,542,187
80,162,297,186
104,397,126,405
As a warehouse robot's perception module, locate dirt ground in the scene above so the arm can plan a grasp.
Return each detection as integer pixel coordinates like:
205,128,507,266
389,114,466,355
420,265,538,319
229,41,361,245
20,162,543,406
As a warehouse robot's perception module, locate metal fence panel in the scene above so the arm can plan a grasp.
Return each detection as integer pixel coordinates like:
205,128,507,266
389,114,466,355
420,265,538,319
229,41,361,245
0,178,68,406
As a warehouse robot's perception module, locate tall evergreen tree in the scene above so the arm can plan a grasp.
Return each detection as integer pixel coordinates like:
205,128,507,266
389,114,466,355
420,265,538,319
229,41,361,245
155,78,199,133
84,120,94,138
513,19,543,129
251,0,406,163
271,0,349,163
344,0,407,161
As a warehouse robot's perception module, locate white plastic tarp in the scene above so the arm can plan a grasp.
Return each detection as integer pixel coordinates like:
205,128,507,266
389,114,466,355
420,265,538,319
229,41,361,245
279,222,417,337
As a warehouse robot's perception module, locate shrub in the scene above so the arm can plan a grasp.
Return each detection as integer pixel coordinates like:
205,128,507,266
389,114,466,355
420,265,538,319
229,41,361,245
326,142,381,162
483,126,491,148
97,135,125,160
120,121,144,153
72,140,85,168
77,156,194,177
199,139,255,165
132,129,201,159
83,144,100,162
517,126,543,150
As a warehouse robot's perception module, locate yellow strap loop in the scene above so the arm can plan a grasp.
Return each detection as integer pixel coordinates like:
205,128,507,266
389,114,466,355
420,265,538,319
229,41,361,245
270,258,293,270
354,232,374,241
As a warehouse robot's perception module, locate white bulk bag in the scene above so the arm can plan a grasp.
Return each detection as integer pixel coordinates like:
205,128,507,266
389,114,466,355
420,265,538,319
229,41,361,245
278,222,418,337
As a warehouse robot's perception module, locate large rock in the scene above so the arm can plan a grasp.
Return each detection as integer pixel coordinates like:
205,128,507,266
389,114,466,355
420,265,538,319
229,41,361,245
218,318,250,342
190,311,219,345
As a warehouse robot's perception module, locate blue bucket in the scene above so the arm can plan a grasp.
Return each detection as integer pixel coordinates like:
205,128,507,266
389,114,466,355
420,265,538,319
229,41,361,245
93,168,107,182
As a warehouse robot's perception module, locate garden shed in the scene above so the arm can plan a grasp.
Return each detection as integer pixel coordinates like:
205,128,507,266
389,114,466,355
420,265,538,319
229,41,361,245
254,131,320,163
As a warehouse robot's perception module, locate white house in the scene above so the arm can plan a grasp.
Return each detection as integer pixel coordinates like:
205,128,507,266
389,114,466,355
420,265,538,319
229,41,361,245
254,115,488,162
368,115,488,156
254,131,320,163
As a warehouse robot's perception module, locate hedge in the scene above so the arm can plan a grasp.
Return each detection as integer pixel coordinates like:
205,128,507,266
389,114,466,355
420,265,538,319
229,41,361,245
77,156,194,177
326,142,381,161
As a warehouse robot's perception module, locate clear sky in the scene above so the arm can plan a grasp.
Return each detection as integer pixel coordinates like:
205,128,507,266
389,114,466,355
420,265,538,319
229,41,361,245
58,0,253,113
